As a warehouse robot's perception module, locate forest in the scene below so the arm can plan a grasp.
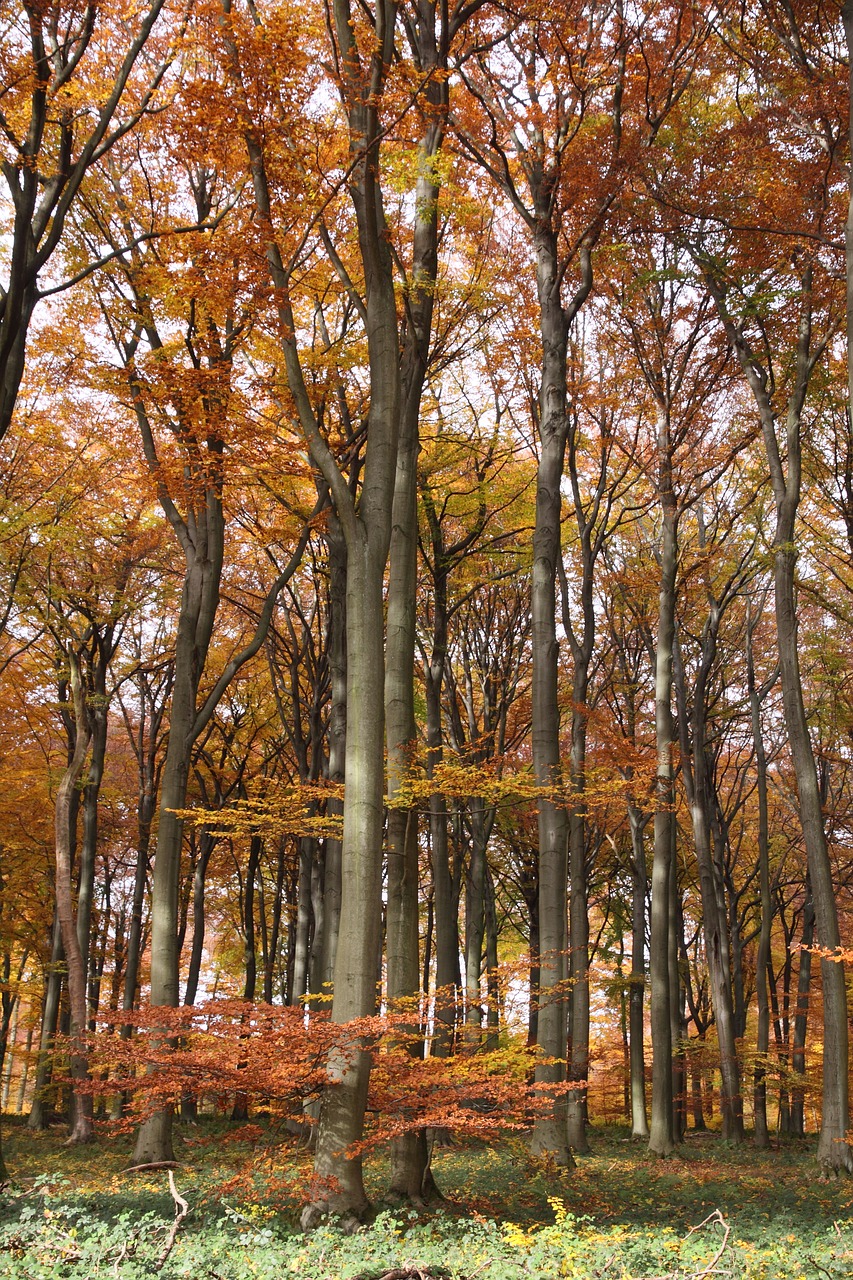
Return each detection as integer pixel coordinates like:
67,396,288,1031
2,0,853,1276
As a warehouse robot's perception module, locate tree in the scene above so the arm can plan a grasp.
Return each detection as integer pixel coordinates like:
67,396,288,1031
0,0,176,437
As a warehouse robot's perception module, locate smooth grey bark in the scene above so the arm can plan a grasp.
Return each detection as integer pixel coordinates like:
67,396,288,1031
526,220,591,1166
628,806,649,1139
308,841,326,1002
321,518,347,990
232,833,262,1123
264,838,288,1004
183,832,216,1011
484,866,500,1050
179,829,215,1123
112,656,169,1123
791,893,815,1138
384,1,450,1200
117,655,170,1044
15,1023,33,1115
747,602,774,1148
673,622,744,1143
28,915,62,1129
74,615,125,1050
528,336,571,1160
559,393,618,1153
418,475,476,1055
703,265,852,1172
384,0,455,1198
464,804,487,1038
291,838,314,1007
226,0,401,1220
54,649,94,1143
648,439,677,1158
609,616,651,1140
669,834,686,1141
130,436,225,1166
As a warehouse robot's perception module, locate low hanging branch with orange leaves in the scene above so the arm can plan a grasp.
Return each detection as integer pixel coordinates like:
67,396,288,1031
77,999,573,1155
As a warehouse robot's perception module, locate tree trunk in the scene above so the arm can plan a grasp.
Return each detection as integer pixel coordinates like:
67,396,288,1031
484,866,500,1052
384,18,446,1193
566,700,591,1154
232,834,262,1123
423,561,459,1056
309,536,394,1223
291,837,314,1007
673,630,744,1142
321,517,347,991
628,807,649,1139
131,507,224,1165
790,894,814,1138
54,649,94,1143
669,837,686,1142
528,220,573,1167
28,916,63,1130
748,607,773,1149
649,486,677,1157
263,838,287,1003
774,538,849,1167
705,259,852,1173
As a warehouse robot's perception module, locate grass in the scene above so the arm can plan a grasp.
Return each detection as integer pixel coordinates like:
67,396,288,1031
1,1117,853,1277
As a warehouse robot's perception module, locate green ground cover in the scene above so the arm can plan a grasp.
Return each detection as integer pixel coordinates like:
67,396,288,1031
1,1120,851,1279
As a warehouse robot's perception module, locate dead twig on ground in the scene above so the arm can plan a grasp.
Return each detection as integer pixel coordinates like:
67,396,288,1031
154,1170,189,1271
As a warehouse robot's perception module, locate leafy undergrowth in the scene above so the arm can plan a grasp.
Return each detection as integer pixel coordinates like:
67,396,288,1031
2,1118,853,1278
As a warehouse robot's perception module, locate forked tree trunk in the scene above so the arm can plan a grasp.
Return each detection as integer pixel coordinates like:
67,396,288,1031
384,114,441,1187
673,631,744,1142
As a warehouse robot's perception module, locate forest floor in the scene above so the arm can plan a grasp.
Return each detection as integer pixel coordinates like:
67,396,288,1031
0,1116,852,1278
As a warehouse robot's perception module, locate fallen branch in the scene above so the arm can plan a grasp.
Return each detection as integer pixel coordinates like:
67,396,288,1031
122,1161,179,1174
687,1209,732,1279
155,1170,189,1271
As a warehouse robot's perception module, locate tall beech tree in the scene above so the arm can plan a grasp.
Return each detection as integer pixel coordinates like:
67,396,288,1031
218,0,404,1222
77,144,316,1161
700,256,851,1171
458,0,705,1159
384,0,487,1205
605,246,740,1154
